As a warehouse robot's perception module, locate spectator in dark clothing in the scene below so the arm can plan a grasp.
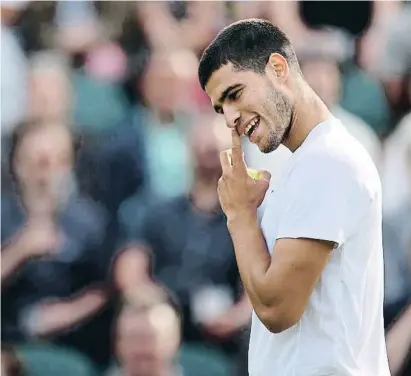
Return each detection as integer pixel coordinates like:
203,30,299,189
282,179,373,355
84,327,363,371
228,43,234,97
118,114,251,356
1,120,112,367
106,284,182,376
382,133,411,328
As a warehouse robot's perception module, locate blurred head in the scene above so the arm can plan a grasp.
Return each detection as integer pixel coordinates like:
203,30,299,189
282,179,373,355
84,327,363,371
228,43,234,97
10,120,76,208
141,49,199,114
115,285,181,376
300,58,341,108
189,114,231,177
28,51,72,122
198,19,302,153
1,1,28,25
112,245,152,293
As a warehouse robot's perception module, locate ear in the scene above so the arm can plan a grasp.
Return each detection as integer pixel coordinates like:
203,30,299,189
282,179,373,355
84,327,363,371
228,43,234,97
265,53,289,83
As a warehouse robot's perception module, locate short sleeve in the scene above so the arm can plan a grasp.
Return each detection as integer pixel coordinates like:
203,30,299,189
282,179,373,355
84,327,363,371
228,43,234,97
276,156,372,248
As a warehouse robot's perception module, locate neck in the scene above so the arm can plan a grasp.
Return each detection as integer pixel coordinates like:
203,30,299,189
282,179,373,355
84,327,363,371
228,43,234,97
283,83,332,152
191,173,220,212
20,189,57,218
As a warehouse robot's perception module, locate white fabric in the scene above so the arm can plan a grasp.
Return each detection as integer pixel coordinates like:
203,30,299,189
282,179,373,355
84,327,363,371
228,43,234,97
249,118,390,376
332,106,382,170
243,106,382,219
1,24,28,135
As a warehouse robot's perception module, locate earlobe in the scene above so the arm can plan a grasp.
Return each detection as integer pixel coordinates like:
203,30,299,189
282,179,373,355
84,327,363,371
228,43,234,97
268,53,288,79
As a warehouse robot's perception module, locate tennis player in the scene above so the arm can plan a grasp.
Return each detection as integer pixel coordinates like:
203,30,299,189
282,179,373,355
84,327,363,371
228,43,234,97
198,19,390,376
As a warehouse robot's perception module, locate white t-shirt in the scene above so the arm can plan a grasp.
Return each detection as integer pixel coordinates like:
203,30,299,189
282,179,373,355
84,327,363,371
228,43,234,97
249,117,390,376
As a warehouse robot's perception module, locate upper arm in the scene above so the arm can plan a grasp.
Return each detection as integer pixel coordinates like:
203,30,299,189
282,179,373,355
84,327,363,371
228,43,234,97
259,153,372,329
262,237,333,328
276,153,372,248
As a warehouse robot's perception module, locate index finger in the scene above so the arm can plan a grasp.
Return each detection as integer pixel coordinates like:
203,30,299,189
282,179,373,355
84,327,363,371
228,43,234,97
219,149,232,175
231,129,246,170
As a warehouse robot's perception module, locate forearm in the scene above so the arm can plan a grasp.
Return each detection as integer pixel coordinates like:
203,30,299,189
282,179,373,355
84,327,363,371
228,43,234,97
386,305,411,376
227,213,281,312
1,243,29,285
25,289,108,337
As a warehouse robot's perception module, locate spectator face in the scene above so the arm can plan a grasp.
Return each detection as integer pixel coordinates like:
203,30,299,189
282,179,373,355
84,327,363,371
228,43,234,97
190,116,231,175
141,51,198,114
14,124,74,205
113,246,151,293
301,59,341,108
116,304,180,376
28,63,71,122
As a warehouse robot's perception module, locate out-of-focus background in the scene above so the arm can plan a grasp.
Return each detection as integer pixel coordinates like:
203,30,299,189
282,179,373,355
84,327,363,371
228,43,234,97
1,1,410,376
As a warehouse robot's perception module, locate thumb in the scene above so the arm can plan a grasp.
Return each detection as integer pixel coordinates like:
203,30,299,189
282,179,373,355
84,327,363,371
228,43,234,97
258,170,271,182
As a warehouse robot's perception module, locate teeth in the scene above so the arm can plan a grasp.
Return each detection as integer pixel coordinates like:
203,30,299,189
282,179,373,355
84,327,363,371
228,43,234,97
244,118,258,136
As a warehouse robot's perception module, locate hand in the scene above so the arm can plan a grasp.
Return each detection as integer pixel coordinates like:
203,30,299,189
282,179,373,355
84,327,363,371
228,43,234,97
18,219,61,259
217,130,271,220
202,308,249,339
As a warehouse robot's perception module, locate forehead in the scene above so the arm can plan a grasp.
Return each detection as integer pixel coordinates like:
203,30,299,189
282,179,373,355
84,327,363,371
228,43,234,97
118,309,150,334
19,126,72,156
205,63,260,105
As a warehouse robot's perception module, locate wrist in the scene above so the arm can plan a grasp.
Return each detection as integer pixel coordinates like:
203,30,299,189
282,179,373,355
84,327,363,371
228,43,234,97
227,210,258,232
15,234,32,259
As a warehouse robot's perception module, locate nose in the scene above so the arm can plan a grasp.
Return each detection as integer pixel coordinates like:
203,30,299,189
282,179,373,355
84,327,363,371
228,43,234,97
223,104,240,129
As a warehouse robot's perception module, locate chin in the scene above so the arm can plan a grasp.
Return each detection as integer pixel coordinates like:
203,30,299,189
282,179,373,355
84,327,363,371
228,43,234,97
259,141,280,154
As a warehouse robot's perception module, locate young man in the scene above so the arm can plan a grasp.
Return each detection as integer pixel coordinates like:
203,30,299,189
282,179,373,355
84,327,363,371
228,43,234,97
198,19,390,376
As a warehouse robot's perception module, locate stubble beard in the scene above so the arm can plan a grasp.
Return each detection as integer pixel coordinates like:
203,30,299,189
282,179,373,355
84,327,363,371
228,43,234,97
260,84,293,154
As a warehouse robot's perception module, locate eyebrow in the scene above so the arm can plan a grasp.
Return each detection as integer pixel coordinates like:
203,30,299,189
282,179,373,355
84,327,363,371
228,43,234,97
213,84,243,113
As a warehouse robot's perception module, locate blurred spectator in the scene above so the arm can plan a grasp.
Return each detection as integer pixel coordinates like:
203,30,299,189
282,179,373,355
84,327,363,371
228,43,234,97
1,0,29,136
300,54,382,167
72,64,130,133
117,49,199,230
382,112,411,213
382,126,411,327
112,244,152,295
339,59,391,137
1,345,26,376
27,51,72,123
136,2,224,55
54,1,101,55
119,114,251,356
386,304,411,376
376,4,411,121
107,284,181,376
266,1,401,71
137,49,196,200
1,120,112,366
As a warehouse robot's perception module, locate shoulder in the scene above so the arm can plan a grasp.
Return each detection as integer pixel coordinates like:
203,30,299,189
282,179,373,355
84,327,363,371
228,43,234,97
65,195,108,235
289,121,381,198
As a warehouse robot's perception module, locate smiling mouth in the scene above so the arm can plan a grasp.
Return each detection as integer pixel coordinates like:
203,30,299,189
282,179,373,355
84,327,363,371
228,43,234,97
244,116,260,139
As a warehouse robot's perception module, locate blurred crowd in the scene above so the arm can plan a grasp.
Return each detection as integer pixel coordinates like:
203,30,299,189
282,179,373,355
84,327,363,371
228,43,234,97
1,1,410,376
